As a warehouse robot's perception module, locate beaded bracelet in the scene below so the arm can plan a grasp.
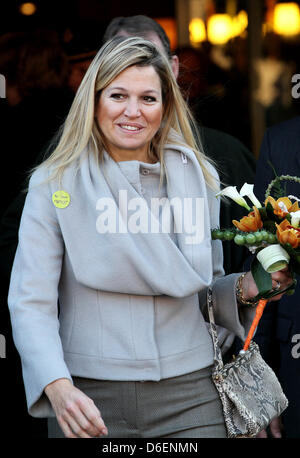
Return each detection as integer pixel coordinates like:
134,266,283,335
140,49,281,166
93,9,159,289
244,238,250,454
236,273,258,307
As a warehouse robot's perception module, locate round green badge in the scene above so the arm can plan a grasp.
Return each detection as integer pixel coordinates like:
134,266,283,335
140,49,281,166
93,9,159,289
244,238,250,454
52,190,70,209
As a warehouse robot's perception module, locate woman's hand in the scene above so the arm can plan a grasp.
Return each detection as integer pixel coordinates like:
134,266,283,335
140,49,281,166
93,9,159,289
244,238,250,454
241,267,294,302
256,417,283,438
44,378,108,438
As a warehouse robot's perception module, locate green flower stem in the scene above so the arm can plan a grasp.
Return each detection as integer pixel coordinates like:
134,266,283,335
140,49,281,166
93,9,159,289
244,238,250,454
211,229,277,246
265,175,300,199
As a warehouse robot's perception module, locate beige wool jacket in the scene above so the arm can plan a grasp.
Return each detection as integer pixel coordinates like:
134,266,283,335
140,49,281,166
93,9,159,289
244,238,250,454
8,143,255,418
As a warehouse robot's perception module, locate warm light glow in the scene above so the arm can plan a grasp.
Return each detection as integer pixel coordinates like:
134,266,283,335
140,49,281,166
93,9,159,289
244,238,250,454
19,2,36,16
19,2,37,15
189,18,207,44
207,14,233,45
273,3,300,36
155,18,177,51
231,10,248,38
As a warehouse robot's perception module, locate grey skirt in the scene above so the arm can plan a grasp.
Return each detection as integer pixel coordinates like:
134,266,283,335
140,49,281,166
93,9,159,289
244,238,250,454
48,366,226,438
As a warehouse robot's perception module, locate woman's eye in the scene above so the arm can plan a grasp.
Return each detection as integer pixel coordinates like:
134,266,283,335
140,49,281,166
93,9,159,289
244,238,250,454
110,93,125,100
143,96,156,103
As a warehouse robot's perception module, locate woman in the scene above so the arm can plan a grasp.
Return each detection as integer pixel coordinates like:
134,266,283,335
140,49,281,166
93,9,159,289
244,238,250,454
8,37,292,438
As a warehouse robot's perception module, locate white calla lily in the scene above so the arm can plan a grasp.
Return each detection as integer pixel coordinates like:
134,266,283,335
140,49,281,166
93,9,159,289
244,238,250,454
239,183,262,208
216,186,251,211
257,244,290,273
290,210,300,228
278,201,288,213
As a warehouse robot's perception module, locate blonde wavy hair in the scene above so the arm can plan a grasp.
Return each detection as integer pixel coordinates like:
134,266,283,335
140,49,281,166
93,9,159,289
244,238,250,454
35,36,218,190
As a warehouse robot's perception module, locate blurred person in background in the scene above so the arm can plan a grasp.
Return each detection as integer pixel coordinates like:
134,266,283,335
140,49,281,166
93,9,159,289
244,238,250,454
63,27,97,93
0,29,73,209
252,116,300,438
253,33,296,130
0,28,73,438
0,29,74,278
103,15,256,275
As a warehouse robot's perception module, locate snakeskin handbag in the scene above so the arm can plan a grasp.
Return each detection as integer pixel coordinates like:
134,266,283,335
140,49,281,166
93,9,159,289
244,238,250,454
207,287,288,438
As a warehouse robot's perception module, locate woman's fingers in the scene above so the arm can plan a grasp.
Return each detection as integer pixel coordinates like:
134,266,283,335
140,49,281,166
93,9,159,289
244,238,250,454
269,269,294,301
256,428,268,438
82,399,108,436
65,404,104,438
241,269,294,304
59,405,108,438
45,379,108,438
58,415,78,438
271,270,293,288
63,412,93,438
64,396,108,438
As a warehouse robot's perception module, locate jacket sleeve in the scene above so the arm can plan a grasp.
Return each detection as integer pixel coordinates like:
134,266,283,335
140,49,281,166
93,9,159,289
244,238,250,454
199,164,256,342
8,168,72,418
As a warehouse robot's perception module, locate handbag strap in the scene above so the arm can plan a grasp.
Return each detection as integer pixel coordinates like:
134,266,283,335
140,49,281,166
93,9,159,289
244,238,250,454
207,286,224,370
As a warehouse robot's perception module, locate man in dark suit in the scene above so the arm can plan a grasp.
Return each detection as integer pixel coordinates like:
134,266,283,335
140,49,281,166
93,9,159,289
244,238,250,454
103,15,256,275
253,116,300,438
0,30,73,439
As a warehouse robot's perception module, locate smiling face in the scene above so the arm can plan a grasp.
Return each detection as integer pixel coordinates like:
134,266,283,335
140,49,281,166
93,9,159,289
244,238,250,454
95,65,163,163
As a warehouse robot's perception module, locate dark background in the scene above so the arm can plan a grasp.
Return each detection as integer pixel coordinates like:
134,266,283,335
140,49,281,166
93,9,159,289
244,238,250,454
1,0,300,151
0,0,175,38
1,0,300,152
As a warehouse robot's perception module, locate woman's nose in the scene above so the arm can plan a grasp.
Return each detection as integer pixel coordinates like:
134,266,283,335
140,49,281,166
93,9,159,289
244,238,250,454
124,98,141,117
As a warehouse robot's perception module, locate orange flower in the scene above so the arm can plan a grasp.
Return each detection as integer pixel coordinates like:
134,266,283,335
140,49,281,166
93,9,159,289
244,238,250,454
276,219,300,249
265,196,299,218
232,206,263,232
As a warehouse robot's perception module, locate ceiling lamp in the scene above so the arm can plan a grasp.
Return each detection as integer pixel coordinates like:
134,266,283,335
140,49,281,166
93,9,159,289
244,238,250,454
19,2,37,16
0,74,5,99
273,2,300,36
207,14,233,45
189,18,207,45
155,18,177,51
231,10,248,38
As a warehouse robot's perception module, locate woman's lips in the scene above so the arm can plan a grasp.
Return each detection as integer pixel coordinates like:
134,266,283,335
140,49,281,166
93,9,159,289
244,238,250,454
117,123,145,132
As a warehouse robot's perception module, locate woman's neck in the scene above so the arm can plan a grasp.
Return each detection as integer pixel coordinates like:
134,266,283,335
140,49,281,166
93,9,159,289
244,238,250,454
108,148,158,164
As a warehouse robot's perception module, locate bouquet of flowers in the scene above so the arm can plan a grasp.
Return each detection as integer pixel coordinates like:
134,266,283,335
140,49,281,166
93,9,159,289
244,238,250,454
212,175,300,350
